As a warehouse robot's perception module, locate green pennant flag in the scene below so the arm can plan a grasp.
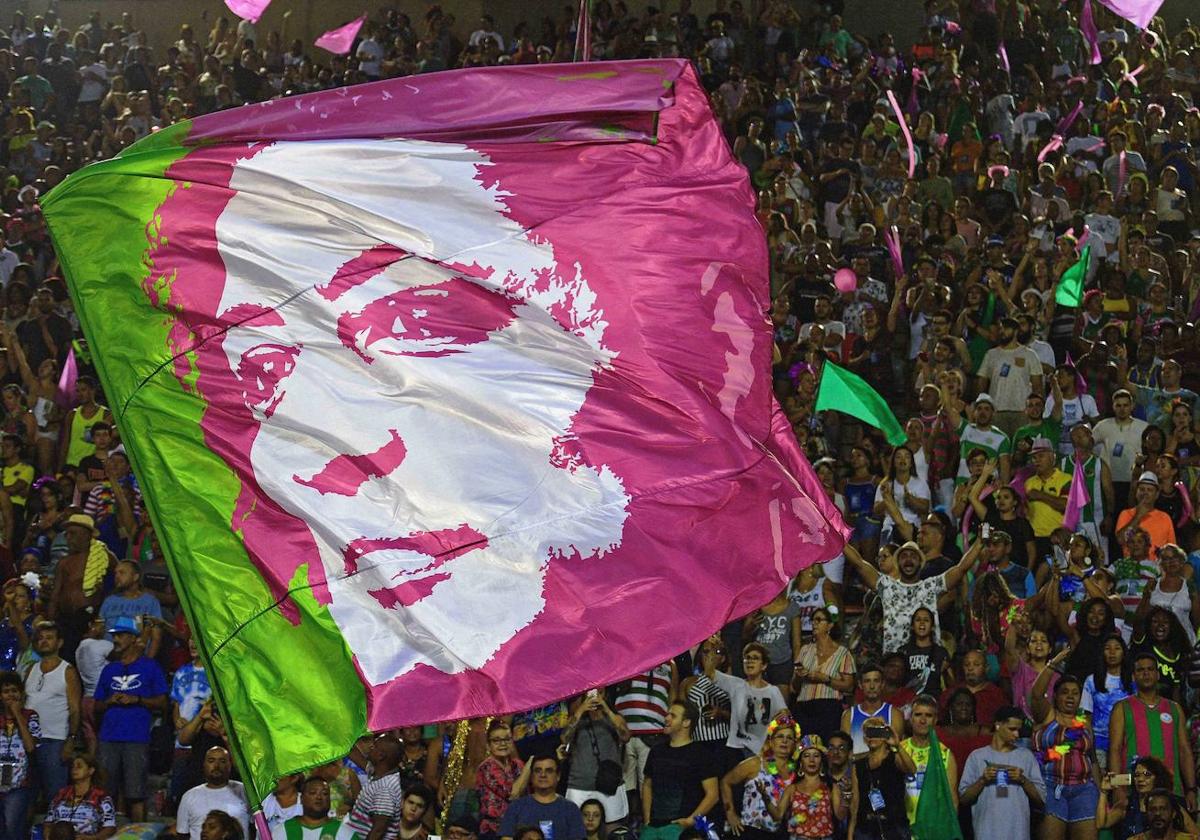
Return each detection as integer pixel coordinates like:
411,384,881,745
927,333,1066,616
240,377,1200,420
1054,244,1091,308
912,728,962,840
814,360,907,445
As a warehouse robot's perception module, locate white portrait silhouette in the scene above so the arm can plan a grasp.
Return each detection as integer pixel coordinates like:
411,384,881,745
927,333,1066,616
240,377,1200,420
212,138,630,685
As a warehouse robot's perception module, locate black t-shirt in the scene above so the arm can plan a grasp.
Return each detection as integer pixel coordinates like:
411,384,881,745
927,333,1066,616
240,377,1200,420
78,453,108,486
644,741,716,825
820,157,860,204
985,512,1036,568
853,752,907,829
900,641,950,695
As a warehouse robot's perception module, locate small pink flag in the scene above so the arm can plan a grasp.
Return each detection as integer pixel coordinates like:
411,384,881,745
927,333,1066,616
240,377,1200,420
55,346,77,409
225,0,272,23
1080,0,1102,64
944,20,962,35
884,225,904,280
1062,455,1090,531
315,14,366,55
998,42,1010,74
885,90,916,179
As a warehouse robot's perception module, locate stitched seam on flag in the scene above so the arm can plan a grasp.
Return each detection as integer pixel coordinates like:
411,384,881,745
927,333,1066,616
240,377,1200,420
206,450,773,658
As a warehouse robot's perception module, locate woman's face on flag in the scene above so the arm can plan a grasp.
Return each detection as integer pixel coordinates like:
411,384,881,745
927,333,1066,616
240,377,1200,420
211,138,629,685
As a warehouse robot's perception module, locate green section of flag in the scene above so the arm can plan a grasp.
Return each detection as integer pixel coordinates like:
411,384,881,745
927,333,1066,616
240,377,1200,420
814,360,907,446
913,729,962,840
41,126,367,804
1054,244,1091,308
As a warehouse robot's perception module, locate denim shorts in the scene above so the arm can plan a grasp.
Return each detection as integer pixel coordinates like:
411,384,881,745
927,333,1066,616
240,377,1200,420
1044,780,1100,823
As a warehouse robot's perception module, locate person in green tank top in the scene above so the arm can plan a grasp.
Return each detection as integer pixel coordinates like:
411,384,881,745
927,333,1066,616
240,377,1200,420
273,777,342,840
61,376,113,469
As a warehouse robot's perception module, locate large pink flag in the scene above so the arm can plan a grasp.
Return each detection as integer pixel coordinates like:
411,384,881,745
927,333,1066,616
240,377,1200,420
1098,0,1164,29
315,14,365,55
43,60,847,794
1062,456,1091,531
225,0,272,23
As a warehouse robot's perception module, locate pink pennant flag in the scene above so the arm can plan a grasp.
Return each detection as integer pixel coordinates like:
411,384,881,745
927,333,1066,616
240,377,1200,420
1097,0,1165,30
944,20,962,35
315,14,365,55
1080,0,1103,64
1056,100,1085,135
54,345,77,409
1177,480,1195,527
1065,350,1089,394
1062,456,1091,531
884,225,904,280
1116,150,1128,197
1122,63,1145,88
885,90,916,179
225,0,272,23
906,68,923,116
998,42,1010,74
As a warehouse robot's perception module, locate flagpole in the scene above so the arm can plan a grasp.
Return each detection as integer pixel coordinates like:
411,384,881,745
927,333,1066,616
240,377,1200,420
573,0,591,61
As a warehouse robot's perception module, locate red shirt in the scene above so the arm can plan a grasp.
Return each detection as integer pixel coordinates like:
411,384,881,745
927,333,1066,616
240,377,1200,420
939,681,1007,725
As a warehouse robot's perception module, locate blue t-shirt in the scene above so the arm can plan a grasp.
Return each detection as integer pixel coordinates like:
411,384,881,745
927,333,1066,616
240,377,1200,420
843,480,877,517
99,592,162,632
498,796,585,840
1081,672,1131,752
95,656,168,743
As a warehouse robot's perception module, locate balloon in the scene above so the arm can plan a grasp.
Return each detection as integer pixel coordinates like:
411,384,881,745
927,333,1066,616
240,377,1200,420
833,268,858,293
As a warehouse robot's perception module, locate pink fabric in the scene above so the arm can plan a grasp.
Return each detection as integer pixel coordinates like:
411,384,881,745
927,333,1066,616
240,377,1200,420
1037,136,1064,163
1057,101,1085,136
1080,0,1102,65
142,59,849,729
885,90,916,179
1117,150,1128,197
1097,0,1165,29
1062,456,1090,531
884,225,904,280
998,42,1010,74
224,0,271,23
54,346,77,409
906,68,923,116
314,15,365,55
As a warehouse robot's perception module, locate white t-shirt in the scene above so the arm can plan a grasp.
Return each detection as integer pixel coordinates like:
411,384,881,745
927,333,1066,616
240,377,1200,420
978,346,1042,411
261,794,304,831
1044,394,1099,455
177,782,250,840
1092,417,1147,483
78,61,109,103
874,476,931,536
356,38,384,77
75,638,114,696
1084,213,1121,262
713,672,786,754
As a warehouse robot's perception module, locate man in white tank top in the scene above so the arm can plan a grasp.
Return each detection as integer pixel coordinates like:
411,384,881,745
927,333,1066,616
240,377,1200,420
24,621,83,801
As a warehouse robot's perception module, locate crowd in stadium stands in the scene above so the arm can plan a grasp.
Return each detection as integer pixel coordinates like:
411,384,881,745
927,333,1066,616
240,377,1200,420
5,0,1200,839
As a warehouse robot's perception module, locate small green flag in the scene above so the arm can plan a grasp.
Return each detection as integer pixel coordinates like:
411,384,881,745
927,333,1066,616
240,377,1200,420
1054,244,1091,308
814,360,907,445
912,728,962,840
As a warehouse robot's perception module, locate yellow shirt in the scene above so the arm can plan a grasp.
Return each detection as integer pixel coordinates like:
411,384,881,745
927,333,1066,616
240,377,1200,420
1024,469,1071,537
899,737,953,825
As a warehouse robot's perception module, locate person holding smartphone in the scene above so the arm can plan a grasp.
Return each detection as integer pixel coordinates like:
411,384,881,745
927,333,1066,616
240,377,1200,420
959,706,1045,840
846,715,912,840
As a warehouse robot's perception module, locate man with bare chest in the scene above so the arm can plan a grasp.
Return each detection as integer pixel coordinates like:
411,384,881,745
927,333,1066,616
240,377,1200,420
48,514,113,660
